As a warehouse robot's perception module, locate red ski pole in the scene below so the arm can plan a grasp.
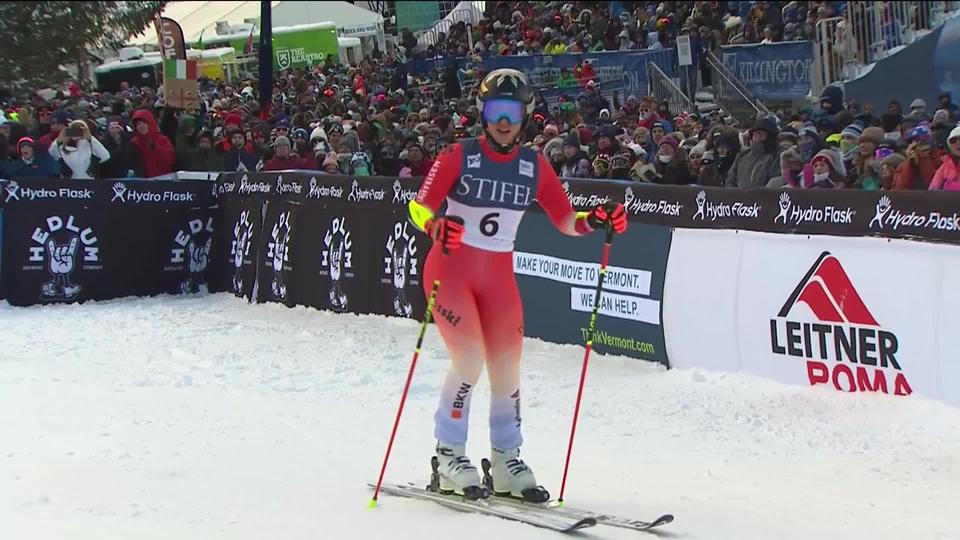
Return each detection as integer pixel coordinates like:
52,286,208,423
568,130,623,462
558,223,615,505
369,277,440,507
369,217,460,507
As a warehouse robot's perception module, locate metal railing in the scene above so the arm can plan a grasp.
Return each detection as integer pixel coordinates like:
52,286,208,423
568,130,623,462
811,1,960,96
415,3,484,50
646,61,694,117
704,52,770,127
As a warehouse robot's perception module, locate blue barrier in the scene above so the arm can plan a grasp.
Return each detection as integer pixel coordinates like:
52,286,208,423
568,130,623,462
718,41,814,101
405,49,677,102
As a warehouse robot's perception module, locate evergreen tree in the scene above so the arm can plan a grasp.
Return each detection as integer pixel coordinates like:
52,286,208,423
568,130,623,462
0,1,166,92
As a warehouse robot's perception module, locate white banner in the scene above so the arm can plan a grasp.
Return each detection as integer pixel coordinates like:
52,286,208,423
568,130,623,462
514,251,651,296
570,287,661,324
664,229,957,405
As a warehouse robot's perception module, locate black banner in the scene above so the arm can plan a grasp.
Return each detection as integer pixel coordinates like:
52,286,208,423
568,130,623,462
560,180,960,243
214,172,429,318
515,214,672,364
0,177,216,306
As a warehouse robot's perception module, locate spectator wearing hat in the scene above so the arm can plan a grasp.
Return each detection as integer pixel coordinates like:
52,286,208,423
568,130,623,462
38,109,70,151
851,127,884,189
839,121,863,171
223,126,260,172
880,152,907,190
5,137,58,178
130,109,175,178
938,92,960,121
767,145,804,188
192,130,224,172
907,98,928,121
893,122,938,190
264,136,306,171
560,131,590,177
929,125,960,191
173,113,202,171
652,135,695,184
808,149,846,189
398,141,432,177
100,116,145,178
726,116,780,188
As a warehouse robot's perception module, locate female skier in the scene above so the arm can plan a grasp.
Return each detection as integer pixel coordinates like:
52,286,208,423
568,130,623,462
408,68,627,502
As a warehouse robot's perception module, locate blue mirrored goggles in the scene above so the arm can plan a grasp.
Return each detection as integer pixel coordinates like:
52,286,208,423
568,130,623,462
482,99,525,125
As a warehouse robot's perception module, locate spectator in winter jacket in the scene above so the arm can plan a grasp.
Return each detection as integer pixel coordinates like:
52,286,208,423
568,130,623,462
398,142,432,177
38,110,69,151
938,92,960,121
560,131,590,177
192,131,224,172
893,122,939,190
725,116,780,188
852,127,884,190
809,149,846,188
130,109,175,177
5,137,58,178
223,127,260,172
929,125,960,191
880,152,906,190
263,136,307,170
767,145,803,188
48,120,111,179
652,136,695,185
174,113,201,171
100,116,145,178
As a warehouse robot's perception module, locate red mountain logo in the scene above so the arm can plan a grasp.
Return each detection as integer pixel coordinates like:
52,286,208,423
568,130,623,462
770,252,912,396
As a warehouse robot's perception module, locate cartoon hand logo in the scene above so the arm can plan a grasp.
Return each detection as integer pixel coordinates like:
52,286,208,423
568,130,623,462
870,195,892,228
774,192,792,224
5,180,20,202
329,238,343,281
392,243,408,289
189,238,211,274
623,185,634,207
696,190,706,207
233,222,248,269
272,230,287,273
48,237,78,275
878,195,891,214
111,182,127,202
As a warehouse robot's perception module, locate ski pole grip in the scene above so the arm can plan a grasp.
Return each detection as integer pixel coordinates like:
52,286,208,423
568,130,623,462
440,216,464,256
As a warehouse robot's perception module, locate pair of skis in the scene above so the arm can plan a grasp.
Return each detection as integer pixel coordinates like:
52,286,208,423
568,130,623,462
368,481,673,534
369,220,669,533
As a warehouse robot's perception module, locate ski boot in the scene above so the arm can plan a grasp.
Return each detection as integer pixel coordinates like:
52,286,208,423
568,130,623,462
481,446,550,503
428,443,490,501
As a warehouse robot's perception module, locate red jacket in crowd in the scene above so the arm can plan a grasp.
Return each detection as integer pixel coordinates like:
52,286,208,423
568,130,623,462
130,109,175,177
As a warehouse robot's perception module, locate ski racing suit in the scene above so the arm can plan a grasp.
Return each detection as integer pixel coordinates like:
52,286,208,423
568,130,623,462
409,137,595,450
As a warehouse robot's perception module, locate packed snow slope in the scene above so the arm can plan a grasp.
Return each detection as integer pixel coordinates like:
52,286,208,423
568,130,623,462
1,295,958,540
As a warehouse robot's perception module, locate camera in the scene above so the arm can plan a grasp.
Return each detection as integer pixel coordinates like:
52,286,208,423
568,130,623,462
65,125,83,138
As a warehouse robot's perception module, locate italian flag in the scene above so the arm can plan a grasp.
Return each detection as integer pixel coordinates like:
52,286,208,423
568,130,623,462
164,59,198,80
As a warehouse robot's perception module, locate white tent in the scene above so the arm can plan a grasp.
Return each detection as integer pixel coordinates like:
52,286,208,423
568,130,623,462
272,1,383,41
130,1,383,49
129,1,281,46
417,1,485,48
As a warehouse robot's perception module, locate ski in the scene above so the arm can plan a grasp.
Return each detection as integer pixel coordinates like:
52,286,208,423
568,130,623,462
480,458,673,532
484,496,673,532
368,482,597,533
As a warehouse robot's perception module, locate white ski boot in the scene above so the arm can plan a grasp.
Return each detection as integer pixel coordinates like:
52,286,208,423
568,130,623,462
482,446,550,503
430,443,489,500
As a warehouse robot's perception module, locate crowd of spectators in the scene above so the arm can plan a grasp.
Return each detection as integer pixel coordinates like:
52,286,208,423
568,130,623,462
406,1,846,63
0,1,956,192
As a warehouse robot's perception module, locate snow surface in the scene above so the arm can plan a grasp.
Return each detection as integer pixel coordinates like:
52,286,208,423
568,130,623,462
1,294,958,540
